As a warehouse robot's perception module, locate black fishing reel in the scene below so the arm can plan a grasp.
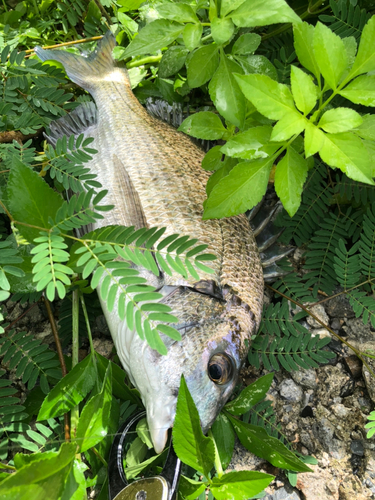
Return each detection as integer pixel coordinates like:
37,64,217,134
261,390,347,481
108,411,181,500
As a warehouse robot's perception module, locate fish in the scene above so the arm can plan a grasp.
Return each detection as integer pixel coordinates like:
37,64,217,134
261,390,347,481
35,32,264,454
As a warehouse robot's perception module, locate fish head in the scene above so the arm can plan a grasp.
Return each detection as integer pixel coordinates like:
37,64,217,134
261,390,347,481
131,287,257,454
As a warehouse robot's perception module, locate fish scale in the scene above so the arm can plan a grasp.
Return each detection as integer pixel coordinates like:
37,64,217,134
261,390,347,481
35,32,264,454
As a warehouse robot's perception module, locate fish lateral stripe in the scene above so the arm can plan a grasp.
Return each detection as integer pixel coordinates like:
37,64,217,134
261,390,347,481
34,32,126,91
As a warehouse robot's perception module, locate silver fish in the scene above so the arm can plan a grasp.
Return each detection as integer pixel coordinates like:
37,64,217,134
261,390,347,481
35,33,264,453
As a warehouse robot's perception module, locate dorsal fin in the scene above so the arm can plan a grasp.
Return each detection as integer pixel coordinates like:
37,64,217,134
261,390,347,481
45,101,98,147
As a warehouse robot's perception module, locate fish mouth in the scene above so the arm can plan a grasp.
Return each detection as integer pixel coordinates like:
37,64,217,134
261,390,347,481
149,423,170,455
145,396,175,454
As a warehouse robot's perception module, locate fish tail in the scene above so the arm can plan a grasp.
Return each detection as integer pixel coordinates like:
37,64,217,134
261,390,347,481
34,31,119,91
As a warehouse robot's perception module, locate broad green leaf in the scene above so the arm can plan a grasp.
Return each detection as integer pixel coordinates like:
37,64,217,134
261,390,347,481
221,126,272,160
178,475,206,500
226,413,312,472
136,417,153,449
203,155,276,219
211,17,235,45
121,20,184,58
343,36,357,67
0,443,76,500
172,375,215,476
211,413,235,470
319,132,374,184
60,460,87,500
234,73,296,120
318,108,363,133
183,23,202,51
209,55,245,128
125,449,168,480
349,16,375,78
232,33,261,55
202,146,223,171
187,44,219,88
290,65,317,115
231,0,300,27
7,157,63,244
155,3,198,23
235,54,278,81
224,374,274,415
159,46,189,78
206,157,238,196
37,354,96,420
274,146,308,216
313,22,348,90
117,0,144,10
293,22,320,79
304,122,325,157
178,111,226,140
355,114,375,140
76,363,112,452
270,110,305,142
211,470,274,500
126,437,147,467
220,0,245,17
339,75,375,106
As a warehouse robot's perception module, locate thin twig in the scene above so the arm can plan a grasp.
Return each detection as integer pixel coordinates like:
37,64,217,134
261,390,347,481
266,284,375,379
43,296,70,441
24,36,104,54
0,129,42,145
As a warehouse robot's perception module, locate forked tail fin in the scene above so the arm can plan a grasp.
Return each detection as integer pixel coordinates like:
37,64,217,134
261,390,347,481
34,31,119,91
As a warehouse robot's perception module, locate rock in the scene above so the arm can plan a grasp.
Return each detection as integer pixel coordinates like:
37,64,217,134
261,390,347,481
343,355,363,379
306,304,330,328
325,293,355,319
296,464,339,500
312,418,346,459
344,317,375,343
311,327,331,338
331,318,343,331
92,338,113,358
279,379,303,403
291,368,317,389
351,440,365,456
264,487,301,500
362,358,375,403
331,404,350,419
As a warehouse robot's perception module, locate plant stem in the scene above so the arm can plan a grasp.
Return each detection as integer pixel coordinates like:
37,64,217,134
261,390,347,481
70,289,80,438
80,293,100,392
25,36,104,55
92,447,108,467
266,284,375,378
93,0,112,25
1,0,8,12
208,429,223,479
43,296,70,441
126,54,163,69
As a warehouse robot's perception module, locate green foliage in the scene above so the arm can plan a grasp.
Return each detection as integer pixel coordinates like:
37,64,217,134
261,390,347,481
365,411,375,439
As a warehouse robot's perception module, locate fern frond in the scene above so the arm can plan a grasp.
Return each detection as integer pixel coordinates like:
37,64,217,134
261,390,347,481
68,225,216,354
260,302,310,338
277,162,332,246
31,232,73,301
272,260,313,303
43,134,101,193
319,0,371,40
52,189,113,232
346,290,375,328
0,328,61,392
0,237,25,301
248,400,284,442
360,205,375,284
248,332,334,372
303,212,348,297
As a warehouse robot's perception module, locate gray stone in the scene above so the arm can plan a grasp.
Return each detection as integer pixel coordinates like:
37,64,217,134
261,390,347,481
291,368,317,389
279,379,303,402
306,304,329,328
324,292,355,318
351,440,365,456
344,317,375,343
362,358,375,404
264,487,301,500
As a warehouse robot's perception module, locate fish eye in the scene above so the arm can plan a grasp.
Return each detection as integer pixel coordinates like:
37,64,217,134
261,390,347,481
208,353,233,385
